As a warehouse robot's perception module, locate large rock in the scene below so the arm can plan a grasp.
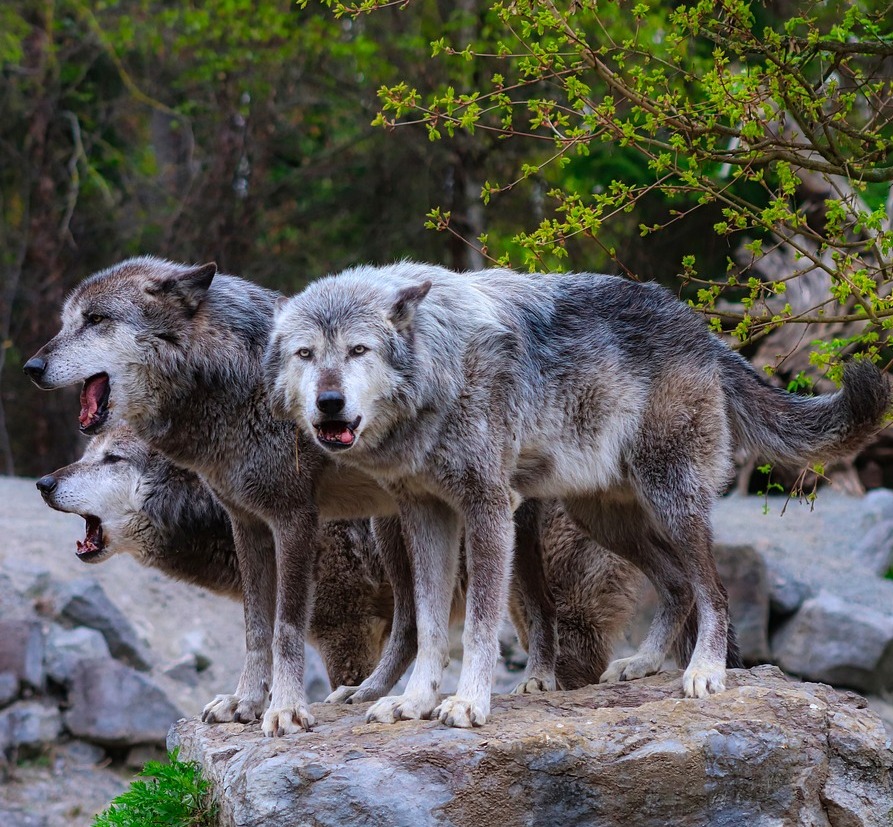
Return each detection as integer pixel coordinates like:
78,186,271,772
50,578,152,671
0,700,63,752
172,667,893,827
714,493,893,693
0,619,45,692
44,624,112,685
64,657,183,747
772,591,893,691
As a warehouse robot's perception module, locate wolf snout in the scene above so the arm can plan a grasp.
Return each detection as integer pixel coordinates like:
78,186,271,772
317,390,346,415
23,356,48,383
36,474,57,496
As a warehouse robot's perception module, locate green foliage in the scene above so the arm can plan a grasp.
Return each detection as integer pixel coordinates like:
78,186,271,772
317,0,893,372
92,750,215,827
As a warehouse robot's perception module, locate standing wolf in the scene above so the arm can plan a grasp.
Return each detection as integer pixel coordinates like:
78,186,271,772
23,257,412,736
268,261,889,728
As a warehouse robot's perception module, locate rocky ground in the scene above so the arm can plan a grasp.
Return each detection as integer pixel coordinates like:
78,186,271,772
172,666,893,827
2,475,893,825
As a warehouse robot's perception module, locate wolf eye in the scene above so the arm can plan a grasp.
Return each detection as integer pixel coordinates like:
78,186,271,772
296,348,312,360
86,313,106,326
102,454,124,464
350,345,367,356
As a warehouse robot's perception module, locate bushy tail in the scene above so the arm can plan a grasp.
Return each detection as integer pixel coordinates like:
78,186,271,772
720,352,890,466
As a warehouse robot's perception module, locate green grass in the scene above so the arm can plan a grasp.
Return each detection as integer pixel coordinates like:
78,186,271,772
92,749,216,827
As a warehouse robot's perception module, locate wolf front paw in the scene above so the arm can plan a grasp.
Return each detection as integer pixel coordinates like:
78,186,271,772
201,693,265,724
433,696,489,728
262,705,315,737
683,662,726,698
511,675,556,695
599,653,663,684
365,692,436,724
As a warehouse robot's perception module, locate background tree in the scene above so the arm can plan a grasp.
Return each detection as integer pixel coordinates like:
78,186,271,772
339,0,893,488
2,0,891,486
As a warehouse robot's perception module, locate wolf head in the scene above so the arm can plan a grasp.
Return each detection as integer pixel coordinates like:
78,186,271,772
266,265,432,454
23,256,217,435
36,426,152,564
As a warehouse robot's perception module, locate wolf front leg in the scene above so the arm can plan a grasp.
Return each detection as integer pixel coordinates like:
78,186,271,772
366,497,460,724
434,490,515,728
202,515,275,724
261,508,320,736
326,516,417,705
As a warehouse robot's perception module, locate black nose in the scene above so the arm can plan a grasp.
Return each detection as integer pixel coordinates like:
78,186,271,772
36,475,57,495
23,357,47,380
316,390,345,416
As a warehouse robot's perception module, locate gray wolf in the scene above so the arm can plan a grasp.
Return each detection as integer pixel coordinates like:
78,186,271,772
34,424,392,689
35,425,663,692
267,260,888,727
24,257,409,736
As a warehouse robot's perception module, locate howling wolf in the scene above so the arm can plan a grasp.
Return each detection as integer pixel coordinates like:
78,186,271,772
37,425,656,692
35,425,392,689
267,261,888,727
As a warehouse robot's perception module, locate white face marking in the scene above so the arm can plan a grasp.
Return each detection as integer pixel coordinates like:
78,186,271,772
36,297,150,432
271,303,401,451
44,433,146,560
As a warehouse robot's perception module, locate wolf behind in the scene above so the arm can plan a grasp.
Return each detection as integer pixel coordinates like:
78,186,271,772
35,425,393,690
268,261,889,728
36,425,652,691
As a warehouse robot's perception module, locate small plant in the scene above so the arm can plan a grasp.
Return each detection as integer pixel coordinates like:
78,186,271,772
92,749,216,827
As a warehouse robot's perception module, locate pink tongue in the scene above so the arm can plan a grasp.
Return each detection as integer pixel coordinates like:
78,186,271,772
79,377,106,427
339,429,354,444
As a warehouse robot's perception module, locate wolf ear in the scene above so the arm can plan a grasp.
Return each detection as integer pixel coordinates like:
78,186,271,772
273,294,289,321
388,281,432,332
146,262,217,313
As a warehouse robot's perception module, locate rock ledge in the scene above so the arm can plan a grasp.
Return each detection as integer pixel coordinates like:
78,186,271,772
171,666,893,827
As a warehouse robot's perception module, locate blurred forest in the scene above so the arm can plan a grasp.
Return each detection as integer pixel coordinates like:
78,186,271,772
1,0,892,481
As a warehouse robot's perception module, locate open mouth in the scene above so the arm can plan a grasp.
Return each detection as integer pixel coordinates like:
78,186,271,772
79,373,110,434
76,515,106,562
315,416,361,450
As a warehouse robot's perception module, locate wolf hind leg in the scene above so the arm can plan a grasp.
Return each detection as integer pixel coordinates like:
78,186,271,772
631,470,729,698
508,500,557,695
561,496,694,687
326,516,417,705
366,498,460,724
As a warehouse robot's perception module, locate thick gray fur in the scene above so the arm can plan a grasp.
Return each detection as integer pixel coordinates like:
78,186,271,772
37,425,392,689
38,425,648,691
269,260,889,727
26,257,406,736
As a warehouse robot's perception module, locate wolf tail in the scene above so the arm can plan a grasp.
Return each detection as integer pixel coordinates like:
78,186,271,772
720,351,890,466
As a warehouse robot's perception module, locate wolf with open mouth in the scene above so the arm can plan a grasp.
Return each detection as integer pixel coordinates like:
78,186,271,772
23,256,421,737
268,260,889,728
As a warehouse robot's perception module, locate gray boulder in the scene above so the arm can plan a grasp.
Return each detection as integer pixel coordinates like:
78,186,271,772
0,619,45,692
64,657,183,747
772,591,893,692
50,578,152,671
172,666,893,827
0,672,18,707
44,624,112,685
0,700,62,752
